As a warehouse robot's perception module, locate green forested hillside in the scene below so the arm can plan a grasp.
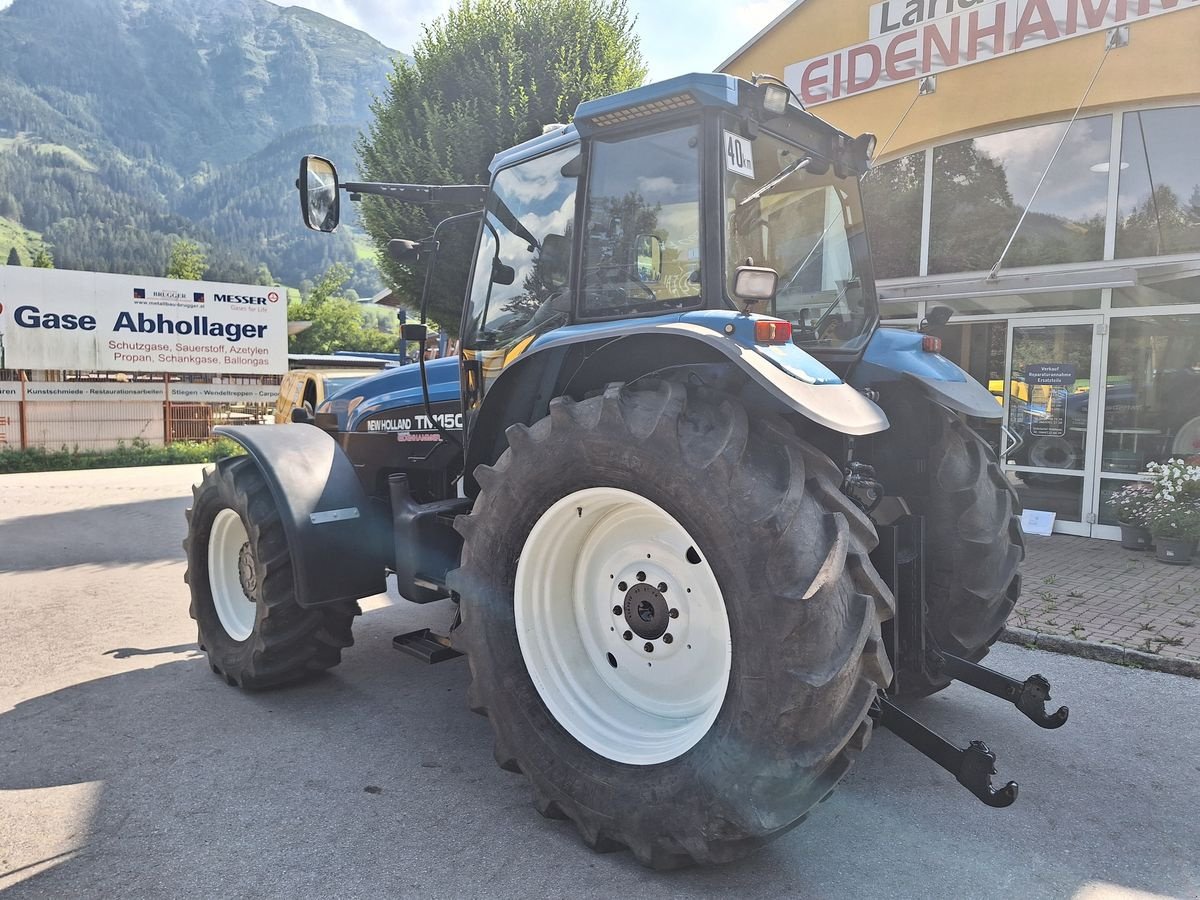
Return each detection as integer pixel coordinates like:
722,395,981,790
0,0,396,292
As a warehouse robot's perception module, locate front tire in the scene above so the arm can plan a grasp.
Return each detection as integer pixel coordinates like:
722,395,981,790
184,456,359,689
449,381,894,867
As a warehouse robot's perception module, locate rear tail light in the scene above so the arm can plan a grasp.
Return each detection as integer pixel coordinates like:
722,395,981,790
755,320,793,345
922,335,942,353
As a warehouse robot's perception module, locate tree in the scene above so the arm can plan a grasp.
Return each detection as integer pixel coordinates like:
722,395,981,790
6,247,20,266
166,238,206,280
357,0,647,335
288,263,399,355
31,248,54,268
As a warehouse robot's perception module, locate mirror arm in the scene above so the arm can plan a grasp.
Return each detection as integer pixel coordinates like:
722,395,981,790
341,182,487,206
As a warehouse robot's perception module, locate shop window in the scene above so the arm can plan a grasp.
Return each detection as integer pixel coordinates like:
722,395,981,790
929,117,1111,275
1100,316,1200,475
1115,106,1200,260
861,151,924,281
1006,470,1084,524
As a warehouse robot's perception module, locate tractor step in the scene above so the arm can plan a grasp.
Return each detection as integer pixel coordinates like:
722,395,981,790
392,628,463,664
870,695,1019,808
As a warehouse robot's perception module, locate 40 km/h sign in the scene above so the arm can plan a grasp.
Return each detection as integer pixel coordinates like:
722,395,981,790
0,267,288,375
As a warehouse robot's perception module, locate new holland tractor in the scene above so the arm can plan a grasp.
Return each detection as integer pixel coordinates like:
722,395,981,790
183,73,1068,868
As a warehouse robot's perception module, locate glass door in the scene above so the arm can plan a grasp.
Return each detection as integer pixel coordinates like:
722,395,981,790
1002,315,1105,536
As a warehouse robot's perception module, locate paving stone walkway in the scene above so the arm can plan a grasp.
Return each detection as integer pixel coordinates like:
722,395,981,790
1016,534,1200,663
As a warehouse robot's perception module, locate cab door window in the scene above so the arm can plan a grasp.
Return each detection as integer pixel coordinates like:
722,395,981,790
462,144,580,352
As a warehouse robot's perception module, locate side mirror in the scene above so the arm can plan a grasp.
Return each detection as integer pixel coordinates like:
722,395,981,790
733,265,779,304
401,323,428,343
299,155,340,232
491,257,516,286
635,234,663,284
540,233,570,289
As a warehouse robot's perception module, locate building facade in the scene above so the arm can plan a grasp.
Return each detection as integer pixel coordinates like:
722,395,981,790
723,0,1200,538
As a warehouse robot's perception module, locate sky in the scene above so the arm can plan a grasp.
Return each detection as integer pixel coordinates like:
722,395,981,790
280,0,788,78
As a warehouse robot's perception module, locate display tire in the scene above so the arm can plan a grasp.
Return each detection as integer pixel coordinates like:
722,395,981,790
900,404,1025,697
183,455,359,689
448,380,894,868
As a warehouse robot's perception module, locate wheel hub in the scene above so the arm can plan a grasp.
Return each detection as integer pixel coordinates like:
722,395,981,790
623,583,669,640
237,542,257,598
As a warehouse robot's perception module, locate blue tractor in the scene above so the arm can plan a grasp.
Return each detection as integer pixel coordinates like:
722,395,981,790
183,74,1067,867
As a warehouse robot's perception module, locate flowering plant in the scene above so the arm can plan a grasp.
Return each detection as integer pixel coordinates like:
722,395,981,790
1141,458,1200,538
1109,482,1155,525
1145,499,1200,539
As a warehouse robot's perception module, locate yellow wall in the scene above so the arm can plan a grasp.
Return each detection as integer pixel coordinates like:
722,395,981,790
722,2,1200,160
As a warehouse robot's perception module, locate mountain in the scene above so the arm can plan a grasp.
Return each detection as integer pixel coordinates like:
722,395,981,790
0,0,398,292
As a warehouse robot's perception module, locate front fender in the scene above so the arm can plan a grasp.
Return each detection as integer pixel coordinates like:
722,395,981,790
854,327,1003,420
213,424,387,607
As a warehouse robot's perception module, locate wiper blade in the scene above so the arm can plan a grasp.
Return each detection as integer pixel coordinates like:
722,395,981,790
738,156,812,207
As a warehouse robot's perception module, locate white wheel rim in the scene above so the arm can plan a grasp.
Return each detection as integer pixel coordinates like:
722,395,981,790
515,487,732,765
207,507,258,642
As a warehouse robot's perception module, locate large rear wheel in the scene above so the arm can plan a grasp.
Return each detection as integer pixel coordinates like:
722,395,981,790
449,381,894,867
897,403,1024,696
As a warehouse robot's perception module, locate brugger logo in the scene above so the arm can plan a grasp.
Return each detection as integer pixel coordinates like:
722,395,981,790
193,292,205,304
133,288,145,299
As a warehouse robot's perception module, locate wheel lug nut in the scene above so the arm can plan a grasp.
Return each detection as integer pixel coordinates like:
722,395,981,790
618,581,628,592
612,605,622,616
623,631,633,641
637,571,646,582
657,582,668,592
644,642,654,653
669,608,679,619
663,633,673,644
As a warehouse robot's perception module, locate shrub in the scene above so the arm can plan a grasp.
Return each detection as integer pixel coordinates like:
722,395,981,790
0,438,242,474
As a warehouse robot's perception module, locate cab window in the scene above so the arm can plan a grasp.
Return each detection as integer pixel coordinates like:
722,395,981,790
462,144,580,351
580,124,702,318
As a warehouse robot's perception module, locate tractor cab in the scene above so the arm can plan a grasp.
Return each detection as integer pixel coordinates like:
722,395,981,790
300,74,880,434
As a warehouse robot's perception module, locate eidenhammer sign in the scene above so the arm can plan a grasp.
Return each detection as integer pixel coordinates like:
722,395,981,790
785,0,1199,106
0,267,287,375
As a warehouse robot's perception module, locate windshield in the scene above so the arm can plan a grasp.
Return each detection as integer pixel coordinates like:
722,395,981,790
724,129,876,351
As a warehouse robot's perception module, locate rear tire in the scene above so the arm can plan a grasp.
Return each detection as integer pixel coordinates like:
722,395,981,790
900,406,1024,696
449,381,894,867
184,456,359,689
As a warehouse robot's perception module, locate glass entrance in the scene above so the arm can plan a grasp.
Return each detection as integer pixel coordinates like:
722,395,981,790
1002,316,1105,536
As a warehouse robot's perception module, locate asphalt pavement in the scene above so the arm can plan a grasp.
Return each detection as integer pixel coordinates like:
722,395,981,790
0,464,1198,899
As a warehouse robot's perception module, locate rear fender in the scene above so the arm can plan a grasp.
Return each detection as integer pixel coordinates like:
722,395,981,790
214,424,388,607
465,314,888,490
853,327,1003,420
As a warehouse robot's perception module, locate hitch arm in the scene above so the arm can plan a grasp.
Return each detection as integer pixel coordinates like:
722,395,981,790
870,696,1019,808
939,653,1069,729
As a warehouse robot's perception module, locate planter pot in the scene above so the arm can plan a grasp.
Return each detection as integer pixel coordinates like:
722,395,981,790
1154,536,1197,565
1119,522,1154,551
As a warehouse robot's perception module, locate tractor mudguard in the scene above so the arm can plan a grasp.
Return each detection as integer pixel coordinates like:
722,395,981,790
853,327,1003,420
531,314,889,433
464,313,889,488
213,424,388,607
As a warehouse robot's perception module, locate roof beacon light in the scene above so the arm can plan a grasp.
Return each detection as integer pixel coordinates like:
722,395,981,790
762,83,790,116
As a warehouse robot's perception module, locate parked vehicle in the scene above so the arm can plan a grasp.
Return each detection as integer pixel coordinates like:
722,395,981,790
183,73,1067,868
273,358,390,424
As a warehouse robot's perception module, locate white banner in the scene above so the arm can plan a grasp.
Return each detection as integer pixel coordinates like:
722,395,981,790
0,267,287,375
786,0,1199,106
168,384,280,403
22,382,166,401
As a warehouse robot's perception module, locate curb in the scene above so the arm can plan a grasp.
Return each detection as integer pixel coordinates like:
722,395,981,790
999,627,1200,679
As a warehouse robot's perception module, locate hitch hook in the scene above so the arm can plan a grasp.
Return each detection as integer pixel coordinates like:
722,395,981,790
871,695,1019,809
939,653,1069,730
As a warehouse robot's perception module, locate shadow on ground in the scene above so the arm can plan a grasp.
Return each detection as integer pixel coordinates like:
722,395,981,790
1,613,1198,899
0,497,190,573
